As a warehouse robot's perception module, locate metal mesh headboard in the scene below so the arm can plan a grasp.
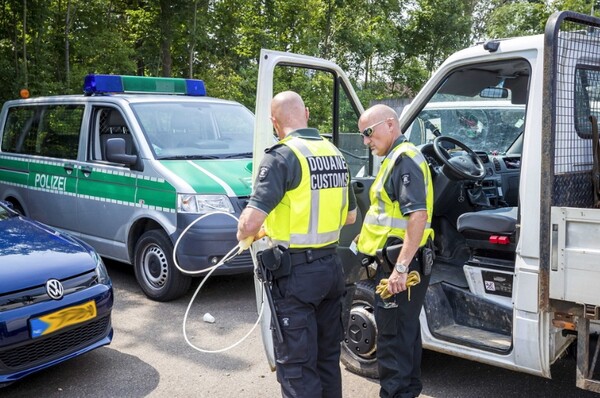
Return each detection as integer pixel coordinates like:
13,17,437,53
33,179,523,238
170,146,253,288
548,12,600,208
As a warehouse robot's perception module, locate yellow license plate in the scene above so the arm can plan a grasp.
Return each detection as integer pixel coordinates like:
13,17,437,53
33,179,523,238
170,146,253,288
30,300,97,338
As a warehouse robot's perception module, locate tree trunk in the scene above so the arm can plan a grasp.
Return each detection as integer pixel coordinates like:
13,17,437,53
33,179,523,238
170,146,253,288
188,0,198,78
65,0,72,90
22,0,27,87
159,0,173,77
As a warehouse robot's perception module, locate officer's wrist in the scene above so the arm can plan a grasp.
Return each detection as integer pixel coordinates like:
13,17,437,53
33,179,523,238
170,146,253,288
395,261,409,273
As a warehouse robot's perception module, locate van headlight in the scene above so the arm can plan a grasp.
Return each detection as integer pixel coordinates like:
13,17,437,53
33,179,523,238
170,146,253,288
93,252,111,285
178,194,235,214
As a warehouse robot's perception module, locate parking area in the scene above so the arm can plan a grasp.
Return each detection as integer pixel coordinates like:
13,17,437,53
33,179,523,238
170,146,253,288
1,259,597,397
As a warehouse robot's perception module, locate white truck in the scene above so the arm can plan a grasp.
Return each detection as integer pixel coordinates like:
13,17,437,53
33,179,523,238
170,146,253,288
252,10,600,393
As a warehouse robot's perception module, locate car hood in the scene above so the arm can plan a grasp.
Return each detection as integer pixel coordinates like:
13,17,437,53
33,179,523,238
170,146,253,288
0,216,97,292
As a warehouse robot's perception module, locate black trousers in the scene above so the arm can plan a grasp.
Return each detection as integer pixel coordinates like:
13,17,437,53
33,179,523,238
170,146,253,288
375,255,431,398
271,253,345,398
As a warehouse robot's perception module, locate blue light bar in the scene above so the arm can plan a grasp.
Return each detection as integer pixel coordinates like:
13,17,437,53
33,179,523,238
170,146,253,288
83,74,207,96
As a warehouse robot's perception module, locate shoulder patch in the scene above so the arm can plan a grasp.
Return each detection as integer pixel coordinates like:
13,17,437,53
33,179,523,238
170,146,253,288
401,173,411,186
258,166,269,181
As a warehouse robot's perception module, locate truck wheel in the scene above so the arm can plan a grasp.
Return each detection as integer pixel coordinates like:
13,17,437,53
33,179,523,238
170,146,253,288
133,230,191,302
340,279,379,379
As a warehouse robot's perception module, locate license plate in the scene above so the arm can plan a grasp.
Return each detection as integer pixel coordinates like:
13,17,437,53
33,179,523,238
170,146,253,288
30,300,97,338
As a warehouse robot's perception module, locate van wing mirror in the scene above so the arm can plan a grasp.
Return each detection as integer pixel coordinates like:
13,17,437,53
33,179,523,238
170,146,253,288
105,137,137,165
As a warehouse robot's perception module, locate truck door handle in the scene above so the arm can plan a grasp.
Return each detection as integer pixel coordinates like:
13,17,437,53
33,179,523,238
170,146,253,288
81,166,93,176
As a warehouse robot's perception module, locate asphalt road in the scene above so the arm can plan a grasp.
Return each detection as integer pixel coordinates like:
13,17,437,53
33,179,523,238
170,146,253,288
2,260,599,398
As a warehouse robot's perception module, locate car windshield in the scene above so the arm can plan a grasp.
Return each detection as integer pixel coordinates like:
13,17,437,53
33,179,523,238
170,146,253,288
405,59,530,155
131,102,254,159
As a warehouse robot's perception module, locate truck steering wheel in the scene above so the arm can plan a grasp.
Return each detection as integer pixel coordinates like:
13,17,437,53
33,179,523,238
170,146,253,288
432,136,486,181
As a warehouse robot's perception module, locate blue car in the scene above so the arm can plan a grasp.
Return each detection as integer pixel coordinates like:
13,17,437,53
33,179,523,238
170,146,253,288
0,201,113,386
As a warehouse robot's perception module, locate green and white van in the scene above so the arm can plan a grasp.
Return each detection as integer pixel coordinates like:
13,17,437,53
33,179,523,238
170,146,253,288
0,74,254,301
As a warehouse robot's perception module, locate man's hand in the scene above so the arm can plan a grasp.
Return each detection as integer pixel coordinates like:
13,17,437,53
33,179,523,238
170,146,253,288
237,207,267,241
386,269,408,295
237,228,267,251
376,271,421,301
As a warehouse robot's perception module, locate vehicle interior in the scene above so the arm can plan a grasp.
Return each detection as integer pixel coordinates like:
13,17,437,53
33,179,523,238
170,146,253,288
407,58,531,353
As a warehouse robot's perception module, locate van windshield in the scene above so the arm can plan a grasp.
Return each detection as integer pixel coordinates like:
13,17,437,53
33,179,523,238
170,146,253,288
131,102,254,159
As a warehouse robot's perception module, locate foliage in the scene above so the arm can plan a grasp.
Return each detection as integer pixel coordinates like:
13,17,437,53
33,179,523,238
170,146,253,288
0,0,596,110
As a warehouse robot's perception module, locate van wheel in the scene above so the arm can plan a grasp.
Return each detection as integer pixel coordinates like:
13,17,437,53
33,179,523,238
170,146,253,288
134,230,192,302
340,279,379,379
6,199,25,215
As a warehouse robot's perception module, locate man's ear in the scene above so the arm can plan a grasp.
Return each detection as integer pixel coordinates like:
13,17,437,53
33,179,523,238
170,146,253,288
305,107,310,121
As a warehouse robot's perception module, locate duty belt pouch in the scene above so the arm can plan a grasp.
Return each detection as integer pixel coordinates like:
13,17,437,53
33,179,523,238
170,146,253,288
420,239,435,276
258,246,291,279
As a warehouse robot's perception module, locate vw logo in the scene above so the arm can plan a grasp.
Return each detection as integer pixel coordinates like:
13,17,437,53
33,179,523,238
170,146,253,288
46,279,64,300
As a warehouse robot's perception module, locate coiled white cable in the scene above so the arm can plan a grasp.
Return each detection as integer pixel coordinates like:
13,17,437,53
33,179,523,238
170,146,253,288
172,211,265,354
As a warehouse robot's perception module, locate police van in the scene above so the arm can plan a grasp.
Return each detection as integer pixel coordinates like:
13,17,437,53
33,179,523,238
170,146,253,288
0,74,255,301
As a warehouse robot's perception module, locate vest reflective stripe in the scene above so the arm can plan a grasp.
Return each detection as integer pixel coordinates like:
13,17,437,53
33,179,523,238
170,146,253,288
265,136,349,249
357,141,434,256
362,213,431,230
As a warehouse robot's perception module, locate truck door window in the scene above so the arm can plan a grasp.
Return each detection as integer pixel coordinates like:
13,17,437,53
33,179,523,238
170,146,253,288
270,66,367,177
1,105,83,159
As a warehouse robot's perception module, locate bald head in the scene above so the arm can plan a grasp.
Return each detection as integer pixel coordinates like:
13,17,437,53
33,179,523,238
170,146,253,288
271,91,309,138
358,104,401,157
359,104,399,129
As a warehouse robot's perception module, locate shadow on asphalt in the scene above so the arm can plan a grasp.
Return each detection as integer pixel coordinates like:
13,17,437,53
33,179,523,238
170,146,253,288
1,347,159,397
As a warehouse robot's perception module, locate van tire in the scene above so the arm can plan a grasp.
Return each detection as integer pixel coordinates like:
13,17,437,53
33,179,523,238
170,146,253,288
134,230,192,302
340,279,379,379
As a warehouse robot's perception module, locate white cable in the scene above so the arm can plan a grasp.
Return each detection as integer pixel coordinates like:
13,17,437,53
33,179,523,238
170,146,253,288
172,210,266,353
181,260,265,353
172,211,242,275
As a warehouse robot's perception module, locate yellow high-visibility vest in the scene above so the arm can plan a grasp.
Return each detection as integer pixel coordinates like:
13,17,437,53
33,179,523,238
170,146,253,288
357,141,434,256
265,136,350,249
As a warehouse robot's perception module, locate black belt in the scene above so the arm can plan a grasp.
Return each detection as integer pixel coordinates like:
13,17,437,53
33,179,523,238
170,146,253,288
289,248,337,266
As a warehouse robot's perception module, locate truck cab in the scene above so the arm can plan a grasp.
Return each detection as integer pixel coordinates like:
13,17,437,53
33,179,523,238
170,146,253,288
253,10,600,393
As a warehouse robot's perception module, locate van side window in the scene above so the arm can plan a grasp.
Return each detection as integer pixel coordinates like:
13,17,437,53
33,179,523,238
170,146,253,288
1,105,83,159
90,108,136,162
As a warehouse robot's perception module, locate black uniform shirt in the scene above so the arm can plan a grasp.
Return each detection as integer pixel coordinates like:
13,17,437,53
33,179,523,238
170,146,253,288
383,136,428,216
248,128,356,215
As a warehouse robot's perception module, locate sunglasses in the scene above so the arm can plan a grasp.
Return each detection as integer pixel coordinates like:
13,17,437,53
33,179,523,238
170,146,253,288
360,118,390,138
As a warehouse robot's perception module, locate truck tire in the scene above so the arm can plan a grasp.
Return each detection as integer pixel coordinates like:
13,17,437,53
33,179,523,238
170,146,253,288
134,230,192,302
340,279,379,379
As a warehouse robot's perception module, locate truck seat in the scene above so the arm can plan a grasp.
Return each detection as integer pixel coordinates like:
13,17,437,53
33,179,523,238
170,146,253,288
456,207,518,256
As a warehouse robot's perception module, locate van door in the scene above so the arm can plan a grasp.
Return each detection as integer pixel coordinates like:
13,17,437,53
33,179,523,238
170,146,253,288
252,48,374,369
76,106,140,260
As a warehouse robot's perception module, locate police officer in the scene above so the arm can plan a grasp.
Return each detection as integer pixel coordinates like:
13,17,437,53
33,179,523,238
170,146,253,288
356,104,434,398
237,91,357,398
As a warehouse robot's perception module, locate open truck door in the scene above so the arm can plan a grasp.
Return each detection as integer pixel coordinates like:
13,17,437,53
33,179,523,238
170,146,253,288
251,49,372,371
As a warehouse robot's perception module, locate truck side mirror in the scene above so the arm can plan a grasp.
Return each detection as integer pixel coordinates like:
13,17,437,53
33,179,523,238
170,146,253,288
105,137,137,166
